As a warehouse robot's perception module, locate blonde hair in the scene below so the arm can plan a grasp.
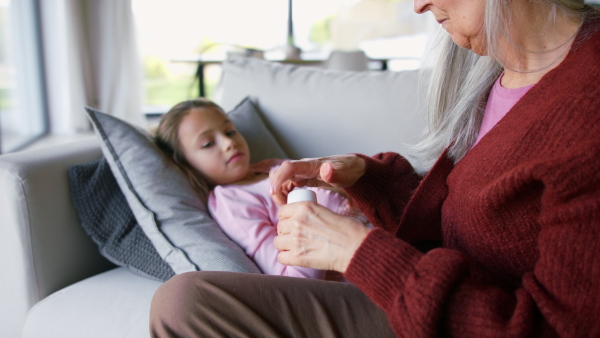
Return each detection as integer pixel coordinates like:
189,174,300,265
154,98,225,201
410,0,591,173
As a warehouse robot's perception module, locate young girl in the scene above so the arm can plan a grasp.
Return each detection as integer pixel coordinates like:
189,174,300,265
154,98,366,279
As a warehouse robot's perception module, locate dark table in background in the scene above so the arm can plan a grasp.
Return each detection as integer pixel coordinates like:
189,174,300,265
173,57,390,98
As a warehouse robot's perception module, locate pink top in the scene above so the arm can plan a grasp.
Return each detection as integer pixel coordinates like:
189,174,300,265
473,74,535,147
208,178,359,279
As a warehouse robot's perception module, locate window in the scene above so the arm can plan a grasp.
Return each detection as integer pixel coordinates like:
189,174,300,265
132,0,434,113
0,0,47,154
132,0,288,113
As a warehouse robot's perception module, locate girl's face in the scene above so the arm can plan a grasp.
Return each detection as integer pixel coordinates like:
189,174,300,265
178,107,251,186
414,0,486,55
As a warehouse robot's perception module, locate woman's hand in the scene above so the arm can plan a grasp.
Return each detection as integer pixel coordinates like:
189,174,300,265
269,155,366,205
274,202,371,273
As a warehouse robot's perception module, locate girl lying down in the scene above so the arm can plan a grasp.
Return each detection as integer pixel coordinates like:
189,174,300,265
154,98,369,279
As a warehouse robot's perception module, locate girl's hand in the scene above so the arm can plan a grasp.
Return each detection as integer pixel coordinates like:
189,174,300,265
269,155,366,205
273,202,371,273
250,158,286,174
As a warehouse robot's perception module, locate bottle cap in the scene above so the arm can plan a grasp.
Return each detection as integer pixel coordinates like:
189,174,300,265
287,188,317,204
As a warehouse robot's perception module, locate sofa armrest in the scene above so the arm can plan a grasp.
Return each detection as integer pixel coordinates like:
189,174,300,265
0,138,115,338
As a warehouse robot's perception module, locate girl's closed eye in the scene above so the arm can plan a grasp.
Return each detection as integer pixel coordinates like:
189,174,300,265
226,130,237,137
201,140,214,148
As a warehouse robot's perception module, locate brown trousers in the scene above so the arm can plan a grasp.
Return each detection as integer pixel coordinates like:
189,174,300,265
150,271,396,338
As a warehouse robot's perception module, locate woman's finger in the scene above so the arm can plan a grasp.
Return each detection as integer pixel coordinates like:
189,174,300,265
319,155,366,187
269,159,324,204
319,161,335,183
272,231,289,251
275,233,326,270
269,156,366,204
277,250,309,268
275,202,372,272
270,159,319,187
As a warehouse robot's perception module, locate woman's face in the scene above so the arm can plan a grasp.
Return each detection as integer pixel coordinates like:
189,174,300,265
177,107,251,186
414,0,487,55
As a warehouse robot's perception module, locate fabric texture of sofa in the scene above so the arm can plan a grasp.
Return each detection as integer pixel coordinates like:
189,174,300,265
0,56,427,337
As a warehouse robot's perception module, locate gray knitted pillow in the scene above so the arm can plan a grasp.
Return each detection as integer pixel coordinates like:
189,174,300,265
68,158,175,281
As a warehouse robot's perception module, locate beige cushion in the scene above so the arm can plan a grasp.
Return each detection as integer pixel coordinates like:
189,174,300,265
217,56,428,172
23,268,161,338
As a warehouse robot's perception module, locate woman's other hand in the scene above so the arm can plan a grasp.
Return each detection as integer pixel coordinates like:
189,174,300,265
269,155,366,205
274,202,371,273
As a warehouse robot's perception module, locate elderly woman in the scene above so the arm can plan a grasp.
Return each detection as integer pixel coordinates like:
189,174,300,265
150,0,600,337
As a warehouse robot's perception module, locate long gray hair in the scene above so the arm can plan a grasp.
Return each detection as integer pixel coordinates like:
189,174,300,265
410,0,591,173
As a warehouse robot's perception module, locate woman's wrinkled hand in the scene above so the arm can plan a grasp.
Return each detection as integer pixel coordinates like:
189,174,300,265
274,202,371,273
269,155,366,205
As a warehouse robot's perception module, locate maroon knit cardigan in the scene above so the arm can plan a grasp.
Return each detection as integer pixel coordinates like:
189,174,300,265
345,14,600,337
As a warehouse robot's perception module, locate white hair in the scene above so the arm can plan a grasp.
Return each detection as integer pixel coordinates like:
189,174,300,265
409,0,591,173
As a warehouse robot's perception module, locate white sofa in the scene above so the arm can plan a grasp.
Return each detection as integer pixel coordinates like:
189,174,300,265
0,57,427,337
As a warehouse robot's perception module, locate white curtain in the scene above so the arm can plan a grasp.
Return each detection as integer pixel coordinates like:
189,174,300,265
41,0,144,134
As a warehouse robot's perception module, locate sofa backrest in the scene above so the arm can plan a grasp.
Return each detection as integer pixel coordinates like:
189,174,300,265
217,57,429,173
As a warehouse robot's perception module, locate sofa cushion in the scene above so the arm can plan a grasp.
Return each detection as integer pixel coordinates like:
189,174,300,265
84,97,283,276
23,268,161,338
69,158,175,281
229,97,288,163
217,57,428,173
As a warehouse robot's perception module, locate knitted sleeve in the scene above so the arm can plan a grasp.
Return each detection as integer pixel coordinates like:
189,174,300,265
345,140,600,337
344,152,421,233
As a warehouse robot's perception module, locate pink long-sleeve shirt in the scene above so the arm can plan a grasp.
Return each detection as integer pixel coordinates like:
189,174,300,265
208,178,354,279
473,74,534,147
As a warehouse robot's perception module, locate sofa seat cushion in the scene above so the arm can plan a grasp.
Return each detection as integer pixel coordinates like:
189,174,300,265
22,268,161,338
